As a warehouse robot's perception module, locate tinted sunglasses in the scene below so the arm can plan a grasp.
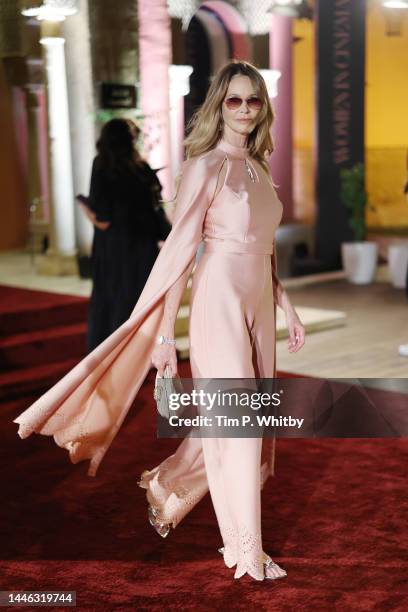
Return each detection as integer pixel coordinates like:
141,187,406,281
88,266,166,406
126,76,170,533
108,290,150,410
224,95,263,111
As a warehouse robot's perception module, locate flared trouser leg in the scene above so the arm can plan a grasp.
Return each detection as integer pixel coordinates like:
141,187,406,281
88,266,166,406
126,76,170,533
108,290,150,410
188,253,275,579
201,436,264,579
138,435,208,528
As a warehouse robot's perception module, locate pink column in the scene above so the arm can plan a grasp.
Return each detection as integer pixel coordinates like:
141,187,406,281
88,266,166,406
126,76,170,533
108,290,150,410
37,88,50,221
269,15,294,222
138,0,172,199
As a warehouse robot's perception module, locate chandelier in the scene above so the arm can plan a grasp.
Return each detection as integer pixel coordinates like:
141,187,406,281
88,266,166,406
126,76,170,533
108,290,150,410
20,0,78,21
268,0,303,17
381,1,408,7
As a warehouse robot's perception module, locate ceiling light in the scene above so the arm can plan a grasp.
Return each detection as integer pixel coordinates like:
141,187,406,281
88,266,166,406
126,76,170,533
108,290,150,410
20,0,78,22
382,1,408,8
268,0,303,17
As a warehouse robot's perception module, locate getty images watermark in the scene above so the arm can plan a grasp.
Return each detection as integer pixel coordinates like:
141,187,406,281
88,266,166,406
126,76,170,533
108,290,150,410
156,377,408,439
165,388,304,429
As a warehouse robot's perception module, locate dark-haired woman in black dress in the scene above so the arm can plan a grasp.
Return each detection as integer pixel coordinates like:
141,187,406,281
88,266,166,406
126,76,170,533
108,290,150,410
78,119,171,352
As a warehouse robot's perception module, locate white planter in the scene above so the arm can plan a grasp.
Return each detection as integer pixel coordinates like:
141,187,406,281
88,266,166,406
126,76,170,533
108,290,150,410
341,241,378,284
388,244,408,288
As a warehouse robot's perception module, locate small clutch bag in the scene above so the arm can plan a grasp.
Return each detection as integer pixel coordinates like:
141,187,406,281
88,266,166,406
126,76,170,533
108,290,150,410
154,364,184,420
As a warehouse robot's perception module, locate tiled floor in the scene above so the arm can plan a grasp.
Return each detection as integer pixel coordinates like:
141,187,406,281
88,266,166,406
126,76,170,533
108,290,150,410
0,250,92,297
1,249,405,378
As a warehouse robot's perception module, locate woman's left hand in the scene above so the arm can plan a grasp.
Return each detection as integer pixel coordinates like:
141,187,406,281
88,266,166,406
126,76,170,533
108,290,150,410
78,201,96,223
284,307,305,353
79,201,110,231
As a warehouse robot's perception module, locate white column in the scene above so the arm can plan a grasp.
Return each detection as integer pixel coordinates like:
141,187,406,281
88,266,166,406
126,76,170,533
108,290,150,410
138,0,172,199
169,64,192,188
41,35,77,257
63,0,95,255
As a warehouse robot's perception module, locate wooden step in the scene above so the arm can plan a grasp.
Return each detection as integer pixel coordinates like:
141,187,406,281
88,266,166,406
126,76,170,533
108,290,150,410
276,306,346,339
0,323,87,370
175,306,347,351
0,357,82,401
0,289,88,336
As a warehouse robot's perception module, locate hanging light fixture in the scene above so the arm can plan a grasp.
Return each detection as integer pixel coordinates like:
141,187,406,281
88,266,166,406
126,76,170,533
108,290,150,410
382,1,408,7
20,0,78,22
268,0,303,17
381,0,408,36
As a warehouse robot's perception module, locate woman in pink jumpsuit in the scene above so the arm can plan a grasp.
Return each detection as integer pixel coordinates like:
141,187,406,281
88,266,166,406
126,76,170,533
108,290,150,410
141,62,305,580
13,61,305,582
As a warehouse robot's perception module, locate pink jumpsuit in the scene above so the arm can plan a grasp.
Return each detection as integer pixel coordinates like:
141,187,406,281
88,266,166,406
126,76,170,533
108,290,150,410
13,138,283,581
139,139,283,580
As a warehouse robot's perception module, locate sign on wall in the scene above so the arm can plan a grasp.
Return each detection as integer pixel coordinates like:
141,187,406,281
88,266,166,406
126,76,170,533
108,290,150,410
315,0,366,269
100,83,137,109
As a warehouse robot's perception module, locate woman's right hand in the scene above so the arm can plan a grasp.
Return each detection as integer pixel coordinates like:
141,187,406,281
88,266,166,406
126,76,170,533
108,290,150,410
151,343,178,377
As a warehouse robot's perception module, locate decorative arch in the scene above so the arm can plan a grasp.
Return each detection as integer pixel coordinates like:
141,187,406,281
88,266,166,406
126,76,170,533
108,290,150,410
201,0,251,61
184,1,251,125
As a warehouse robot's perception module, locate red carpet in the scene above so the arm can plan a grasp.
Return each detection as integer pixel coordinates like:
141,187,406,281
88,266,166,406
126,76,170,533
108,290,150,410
0,285,88,401
1,286,407,610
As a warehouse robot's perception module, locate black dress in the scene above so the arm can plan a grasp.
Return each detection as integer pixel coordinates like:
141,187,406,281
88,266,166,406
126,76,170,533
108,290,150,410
87,156,170,352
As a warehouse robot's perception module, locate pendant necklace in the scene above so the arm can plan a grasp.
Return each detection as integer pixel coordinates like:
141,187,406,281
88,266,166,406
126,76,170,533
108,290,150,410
245,159,257,183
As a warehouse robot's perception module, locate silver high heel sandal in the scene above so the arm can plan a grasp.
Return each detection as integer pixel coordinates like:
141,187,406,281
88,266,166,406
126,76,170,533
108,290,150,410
218,547,287,580
148,505,171,538
263,554,287,580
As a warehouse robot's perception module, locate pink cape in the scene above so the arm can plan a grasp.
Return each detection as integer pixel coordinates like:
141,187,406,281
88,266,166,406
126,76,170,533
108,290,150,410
13,151,280,478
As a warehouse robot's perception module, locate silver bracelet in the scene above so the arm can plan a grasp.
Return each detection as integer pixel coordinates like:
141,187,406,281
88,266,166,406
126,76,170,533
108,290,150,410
157,335,176,346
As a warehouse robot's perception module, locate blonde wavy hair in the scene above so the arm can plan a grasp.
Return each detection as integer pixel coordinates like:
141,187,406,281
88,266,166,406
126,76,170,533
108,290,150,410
184,60,275,175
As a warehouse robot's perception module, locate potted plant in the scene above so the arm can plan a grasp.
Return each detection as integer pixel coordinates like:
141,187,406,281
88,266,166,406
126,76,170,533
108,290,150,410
340,163,378,284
